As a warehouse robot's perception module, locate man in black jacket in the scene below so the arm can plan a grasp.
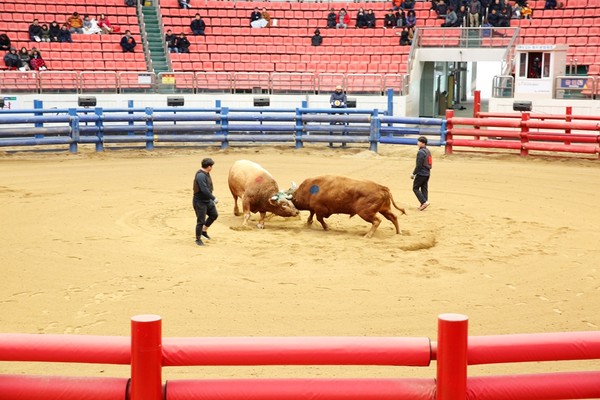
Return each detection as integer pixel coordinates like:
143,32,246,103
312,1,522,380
411,136,432,210
193,158,218,246
190,14,206,35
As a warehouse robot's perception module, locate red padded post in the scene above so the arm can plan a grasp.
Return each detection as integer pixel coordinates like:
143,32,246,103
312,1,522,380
131,314,162,400
445,109,454,155
436,313,468,400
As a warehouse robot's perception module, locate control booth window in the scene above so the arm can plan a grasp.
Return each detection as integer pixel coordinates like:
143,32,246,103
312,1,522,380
519,52,549,79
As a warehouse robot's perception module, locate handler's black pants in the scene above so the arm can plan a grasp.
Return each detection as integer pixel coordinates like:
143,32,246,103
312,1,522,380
193,198,218,238
412,174,430,205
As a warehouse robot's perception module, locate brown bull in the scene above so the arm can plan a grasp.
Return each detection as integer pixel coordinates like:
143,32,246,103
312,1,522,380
291,175,406,238
228,160,299,229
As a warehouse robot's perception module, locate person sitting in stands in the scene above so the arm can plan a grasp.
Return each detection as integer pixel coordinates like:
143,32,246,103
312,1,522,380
0,34,11,51
18,47,31,70
365,9,376,28
40,24,51,42
396,9,406,27
384,9,397,28
165,29,178,53
120,30,136,52
326,8,337,28
83,15,103,34
392,0,402,11
67,12,84,34
48,22,61,41
498,6,511,26
487,8,500,26
397,26,412,45
435,0,448,17
441,6,459,26
456,5,468,26
191,13,206,35
261,8,272,27
336,8,350,29
58,24,73,42
29,49,47,70
29,19,43,42
544,0,557,9
98,14,114,34
311,28,323,46
356,8,368,28
175,33,190,53
401,0,415,9
406,9,417,28
3,47,20,70
179,0,191,9
250,8,262,27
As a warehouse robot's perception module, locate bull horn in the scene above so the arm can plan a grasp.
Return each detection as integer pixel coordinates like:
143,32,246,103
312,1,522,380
270,194,278,201
290,181,297,191
285,194,293,200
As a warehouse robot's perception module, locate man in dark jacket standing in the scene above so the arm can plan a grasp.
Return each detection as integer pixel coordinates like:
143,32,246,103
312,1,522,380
411,136,432,210
193,158,218,246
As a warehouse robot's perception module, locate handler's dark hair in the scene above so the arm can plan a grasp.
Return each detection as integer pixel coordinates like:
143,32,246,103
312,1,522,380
201,158,215,168
418,136,428,144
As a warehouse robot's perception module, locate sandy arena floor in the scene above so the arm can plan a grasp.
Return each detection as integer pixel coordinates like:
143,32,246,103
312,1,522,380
0,144,599,381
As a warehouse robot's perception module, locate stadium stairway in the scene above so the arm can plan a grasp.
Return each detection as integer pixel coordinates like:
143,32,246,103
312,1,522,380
142,4,169,73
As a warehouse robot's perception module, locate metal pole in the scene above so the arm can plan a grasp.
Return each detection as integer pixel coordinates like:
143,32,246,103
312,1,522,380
436,313,468,400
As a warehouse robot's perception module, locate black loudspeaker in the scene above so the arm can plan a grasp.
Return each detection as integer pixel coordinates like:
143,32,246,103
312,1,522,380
78,96,97,107
347,98,357,108
0,98,4,108
167,96,185,106
513,101,532,112
254,97,270,107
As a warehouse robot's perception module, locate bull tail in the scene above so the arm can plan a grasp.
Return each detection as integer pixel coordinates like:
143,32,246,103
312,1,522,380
386,188,406,215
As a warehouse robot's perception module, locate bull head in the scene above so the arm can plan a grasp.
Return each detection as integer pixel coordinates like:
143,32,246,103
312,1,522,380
284,181,297,198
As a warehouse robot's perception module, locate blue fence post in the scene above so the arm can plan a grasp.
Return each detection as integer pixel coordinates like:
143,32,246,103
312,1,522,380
34,99,44,139
94,107,103,152
128,100,134,136
68,108,79,153
386,88,394,118
220,106,229,149
295,100,307,149
440,119,447,146
145,107,154,150
369,109,380,153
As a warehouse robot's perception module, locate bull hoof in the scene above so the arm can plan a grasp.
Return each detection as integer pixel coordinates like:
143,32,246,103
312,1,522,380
256,223,265,229
234,211,242,216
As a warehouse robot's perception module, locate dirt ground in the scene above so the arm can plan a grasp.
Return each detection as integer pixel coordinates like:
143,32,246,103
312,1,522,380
1,144,599,381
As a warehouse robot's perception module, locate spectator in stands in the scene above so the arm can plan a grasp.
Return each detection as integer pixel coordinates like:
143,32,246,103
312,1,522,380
83,15,103,34
469,0,481,27
441,6,459,26
384,10,397,28
544,0,557,9
125,0,136,6
67,12,84,34
311,29,323,46
434,0,448,17
520,5,532,18
191,14,206,35
327,8,337,28
0,34,11,51
18,47,31,70
40,24,51,42
365,9,376,28
250,8,262,27
98,14,114,34
401,0,415,10
48,22,61,41
3,47,20,70
179,0,191,9
120,30,137,52
29,19,43,42
397,26,411,45
489,0,503,15
336,8,350,29
498,6,511,26
261,8,272,27
165,29,178,52
356,8,368,28
59,24,73,42
29,49,47,70
456,5,468,26
487,8,500,26
406,9,417,28
396,9,407,27
175,33,191,53
392,0,402,11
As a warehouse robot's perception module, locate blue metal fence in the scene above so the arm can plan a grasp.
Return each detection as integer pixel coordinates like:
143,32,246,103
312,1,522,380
0,103,445,153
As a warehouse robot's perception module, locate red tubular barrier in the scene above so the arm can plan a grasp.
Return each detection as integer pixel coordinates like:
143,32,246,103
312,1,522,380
466,371,600,400
450,117,521,128
436,314,468,400
0,375,128,400
449,139,521,150
162,337,432,367
468,331,600,365
0,334,130,364
131,315,162,400
166,378,436,400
